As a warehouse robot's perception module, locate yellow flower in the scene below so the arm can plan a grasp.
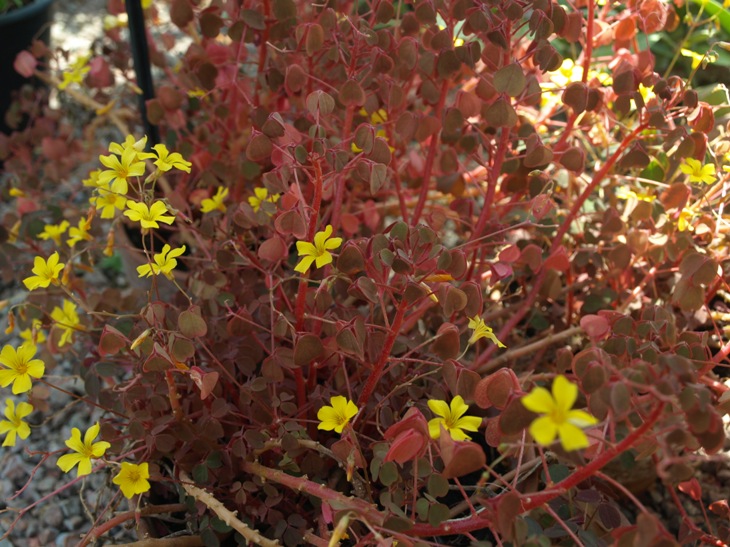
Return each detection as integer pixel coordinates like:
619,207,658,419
57,423,110,477
0,343,45,394
521,375,598,451
680,48,709,70
108,135,155,161
137,244,186,279
20,319,46,345
679,158,716,185
23,252,65,291
359,107,388,125
58,54,90,90
247,187,279,214
187,88,207,98
294,225,342,274
91,180,128,219
200,187,229,213
427,396,482,441
124,201,175,229
82,169,103,189
317,396,358,434
98,147,146,192
468,316,506,347
50,300,81,347
637,83,656,104
0,399,33,447
152,144,192,173
677,207,695,232
67,218,93,248
9,188,26,198
38,221,70,246
113,462,151,498
615,187,656,202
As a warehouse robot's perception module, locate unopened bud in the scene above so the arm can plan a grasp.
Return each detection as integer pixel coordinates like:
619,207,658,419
130,328,152,351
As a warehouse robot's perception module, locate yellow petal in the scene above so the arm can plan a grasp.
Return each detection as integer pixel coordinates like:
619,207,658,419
427,399,450,419
552,375,577,415
57,452,83,473
521,387,555,414
529,416,558,446
557,422,590,451
428,417,444,439
567,409,598,427
449,395,469,421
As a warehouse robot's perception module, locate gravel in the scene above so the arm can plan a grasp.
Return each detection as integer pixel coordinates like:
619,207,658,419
1,1,149,545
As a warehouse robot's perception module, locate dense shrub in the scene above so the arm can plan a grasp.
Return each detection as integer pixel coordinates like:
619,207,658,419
1,0,729,544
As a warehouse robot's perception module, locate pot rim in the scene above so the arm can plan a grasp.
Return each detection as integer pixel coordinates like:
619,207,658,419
0,0,54,26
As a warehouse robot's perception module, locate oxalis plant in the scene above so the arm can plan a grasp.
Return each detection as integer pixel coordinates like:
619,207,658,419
1,0,730,545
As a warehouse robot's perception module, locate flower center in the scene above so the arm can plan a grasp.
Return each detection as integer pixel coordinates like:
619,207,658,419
82,445,96,459
336,412,348,427
15,360,29,375
128,470,141,483
550,407,567,425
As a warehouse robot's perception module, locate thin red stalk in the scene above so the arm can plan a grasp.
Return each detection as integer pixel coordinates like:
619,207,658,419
356,295,407,409
582,0,594,84
471,127,511,240
411,79,450,225
551,123,647,248
253,0,270,106
292,159,326,415
330,105,355,232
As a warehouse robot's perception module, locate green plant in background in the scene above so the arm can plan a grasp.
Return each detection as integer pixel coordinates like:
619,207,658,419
0,0,24,15
0,0,729,545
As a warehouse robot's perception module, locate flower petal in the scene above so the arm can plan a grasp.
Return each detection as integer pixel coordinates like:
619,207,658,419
91,441,111,458
76,457,93,476
447,426,471,441
427,399,450,419
521,387,555,414
11,374,32,394
294,256,315,274
428,417,444,439
529,416,558,446
314,251,333,269
324,237,343,251
317,406,338,430
552,375,577,414
65,428,85,453
84,423,101,446
296,241,316,257
454,415,482,432
57,452,83,473
567,409,598,427
448,395,469,421
557,422,590,451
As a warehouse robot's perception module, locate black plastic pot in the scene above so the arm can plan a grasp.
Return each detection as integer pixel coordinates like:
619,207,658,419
0,0,55,133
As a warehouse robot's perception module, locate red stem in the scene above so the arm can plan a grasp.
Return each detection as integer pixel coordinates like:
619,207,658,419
356,294,407,409
292,159,326,416
330,105,355,232
582,0,594,84
471,127,511,240
411,79,450,226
